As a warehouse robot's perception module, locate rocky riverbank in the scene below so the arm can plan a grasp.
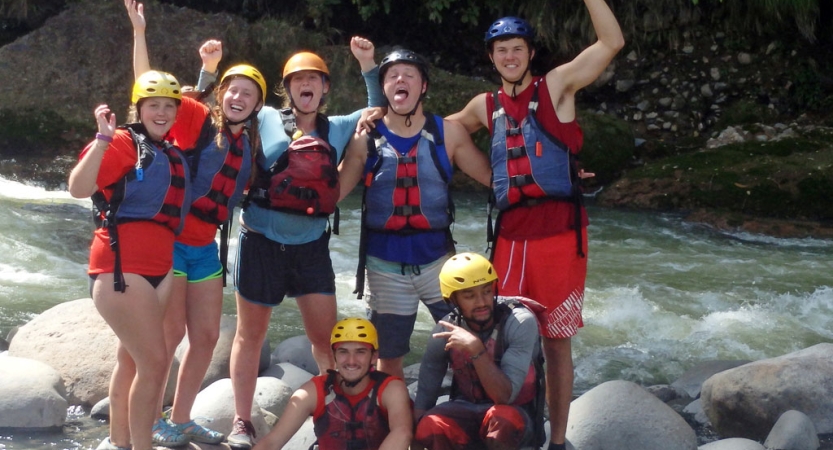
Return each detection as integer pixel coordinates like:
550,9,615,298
4,298,833,449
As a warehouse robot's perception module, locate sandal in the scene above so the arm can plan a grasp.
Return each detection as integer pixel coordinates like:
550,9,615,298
152,418,189,447
174,419,225,444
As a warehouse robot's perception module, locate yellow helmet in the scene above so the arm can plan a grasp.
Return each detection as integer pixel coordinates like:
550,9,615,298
331,317,378,350
221,64,267,103
132,70,182,104
439,253,498,301
282,51,329,81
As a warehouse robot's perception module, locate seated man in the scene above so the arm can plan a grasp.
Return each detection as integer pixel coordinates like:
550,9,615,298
253,318,412,450
414,253,545,450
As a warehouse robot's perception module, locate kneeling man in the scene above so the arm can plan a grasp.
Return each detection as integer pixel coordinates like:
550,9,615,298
414,253,545,450
254,318,412,450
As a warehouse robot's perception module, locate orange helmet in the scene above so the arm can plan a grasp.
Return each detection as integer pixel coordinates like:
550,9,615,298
282,52,329,82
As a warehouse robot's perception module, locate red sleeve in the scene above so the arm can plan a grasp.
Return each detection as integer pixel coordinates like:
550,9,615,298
310,375,328,420
168,96,210,150
79,130,138,190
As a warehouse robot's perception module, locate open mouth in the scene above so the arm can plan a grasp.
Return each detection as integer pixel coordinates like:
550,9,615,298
229,104,244,113
393,87,409,102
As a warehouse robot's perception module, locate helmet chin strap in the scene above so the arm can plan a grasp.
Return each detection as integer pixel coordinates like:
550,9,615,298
390,100,421,127
495,56,532,98
331,365,371,388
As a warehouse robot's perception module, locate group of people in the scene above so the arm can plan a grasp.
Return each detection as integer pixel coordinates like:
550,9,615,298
68,0,623,449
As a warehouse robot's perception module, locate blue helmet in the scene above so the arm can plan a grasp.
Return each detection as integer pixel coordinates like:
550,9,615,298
484,16,535,45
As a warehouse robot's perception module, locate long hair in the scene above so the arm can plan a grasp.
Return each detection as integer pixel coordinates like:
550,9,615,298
211,77,262,185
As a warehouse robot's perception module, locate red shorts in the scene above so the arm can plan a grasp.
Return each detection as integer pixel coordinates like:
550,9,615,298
493,228,588,339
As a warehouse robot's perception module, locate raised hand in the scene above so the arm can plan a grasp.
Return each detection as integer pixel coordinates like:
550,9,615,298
94,105,116,138
199,39,223,74
350,36,376,72
433,320,482,356
124,0,145,32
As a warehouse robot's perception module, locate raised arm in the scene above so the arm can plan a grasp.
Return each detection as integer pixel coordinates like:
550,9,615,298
443,119,491,187
351,37,385,108
68,105,116,198
445,92,489,135
251,382,317,450
378,379,413,450
547,0,624,96
124,0,150,79
337,131,369,201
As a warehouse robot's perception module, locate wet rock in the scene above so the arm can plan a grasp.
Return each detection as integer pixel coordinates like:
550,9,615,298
763,410,819,450
0,355,68,428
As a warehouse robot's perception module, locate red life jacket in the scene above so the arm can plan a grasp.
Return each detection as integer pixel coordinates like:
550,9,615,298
313,371,392,450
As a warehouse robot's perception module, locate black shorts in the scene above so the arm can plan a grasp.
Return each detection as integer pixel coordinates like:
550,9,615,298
234,229,336,307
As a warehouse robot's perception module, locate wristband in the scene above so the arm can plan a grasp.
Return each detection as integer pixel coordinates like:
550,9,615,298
96,133,113,143
471,348,487,361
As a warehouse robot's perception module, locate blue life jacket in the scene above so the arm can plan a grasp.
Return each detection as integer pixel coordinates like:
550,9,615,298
91,123,190,292
490,79,579,211
363,113,453,232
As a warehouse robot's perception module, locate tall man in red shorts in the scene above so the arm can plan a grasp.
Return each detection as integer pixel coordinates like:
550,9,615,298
447,2,624,449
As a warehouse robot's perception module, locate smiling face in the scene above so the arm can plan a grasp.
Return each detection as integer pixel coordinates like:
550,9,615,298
287,70,328,114
451,281,496,329
333,341,376,384
489,37,534,83
382,62,426,115
138,97,179,141
222,77,262,124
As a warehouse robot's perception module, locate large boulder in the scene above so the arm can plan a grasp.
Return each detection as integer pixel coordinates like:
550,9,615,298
8,298,117,405
701,344,833,440
254,377,294,419
190,378,271,439
566,380,697,450
8,298,178,406
671,360,751,399
0,355,68,428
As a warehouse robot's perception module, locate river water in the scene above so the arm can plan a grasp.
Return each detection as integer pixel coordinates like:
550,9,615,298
1,176,832,448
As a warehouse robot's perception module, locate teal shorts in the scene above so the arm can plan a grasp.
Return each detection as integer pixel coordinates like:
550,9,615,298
173,241,223,282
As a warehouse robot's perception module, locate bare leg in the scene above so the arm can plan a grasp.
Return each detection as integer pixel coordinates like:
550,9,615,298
296,293,337,375
170,277,223,424
542,336,573,446
377,356,405,380
93,272,171,450
108,342,136,448
230,293,272,421
157,275,188,414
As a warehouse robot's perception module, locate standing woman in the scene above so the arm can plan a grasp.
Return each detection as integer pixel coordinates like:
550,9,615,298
197,38,385,450
68,70,189,450
125,1,263,445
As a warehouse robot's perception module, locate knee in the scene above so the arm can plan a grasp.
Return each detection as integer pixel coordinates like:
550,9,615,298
190,327,220,349
415,415,447,448
483,405,526,441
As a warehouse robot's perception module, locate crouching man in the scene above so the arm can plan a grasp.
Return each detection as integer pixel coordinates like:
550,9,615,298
414,252,545,450
253,318,412,450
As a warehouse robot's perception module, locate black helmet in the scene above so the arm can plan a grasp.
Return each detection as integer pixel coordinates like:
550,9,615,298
378,49,430,87
484,16,535,46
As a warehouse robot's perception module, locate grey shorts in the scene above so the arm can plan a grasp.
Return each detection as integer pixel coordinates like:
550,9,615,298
365,256,453,359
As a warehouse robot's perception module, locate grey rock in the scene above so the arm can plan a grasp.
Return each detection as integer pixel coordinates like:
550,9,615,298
0,355,68,428
671,360,750,399
683,398,710,426
566,380,697,450
699,438,765,450
702,344,833,441
272,335,318,375
616,79,635,92
261,362,314,391
254,376,294,418
701,84,714,98
763,410,820,450
190,378,271,439
738,53,753,65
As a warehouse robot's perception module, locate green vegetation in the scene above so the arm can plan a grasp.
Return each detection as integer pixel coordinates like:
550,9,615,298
623,134,833,220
